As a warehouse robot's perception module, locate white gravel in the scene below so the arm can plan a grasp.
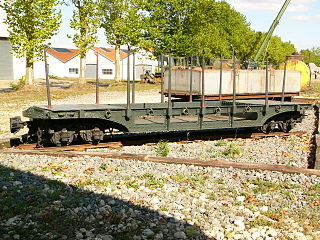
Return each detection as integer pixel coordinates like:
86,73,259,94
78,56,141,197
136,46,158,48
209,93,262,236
90,110,316,168
0,153,320,240
0,91,319,240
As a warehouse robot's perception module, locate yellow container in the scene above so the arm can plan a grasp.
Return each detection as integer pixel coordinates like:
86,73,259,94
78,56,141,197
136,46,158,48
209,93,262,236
280,60,310,90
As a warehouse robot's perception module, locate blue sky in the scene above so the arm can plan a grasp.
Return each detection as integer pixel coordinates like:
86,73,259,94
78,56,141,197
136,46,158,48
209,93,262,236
51,0,320,50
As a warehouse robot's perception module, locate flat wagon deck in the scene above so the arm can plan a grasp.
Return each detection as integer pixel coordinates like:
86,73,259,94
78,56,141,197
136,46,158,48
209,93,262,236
11,99,312,147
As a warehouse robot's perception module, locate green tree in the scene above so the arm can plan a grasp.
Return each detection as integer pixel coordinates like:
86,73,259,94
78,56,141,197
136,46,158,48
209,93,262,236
99,0,145,81
70,0,100,84
142,0,194,56
267,36,295,65
143,0,255,60
187,0,253,59
301,48,320,66
0,0,61,85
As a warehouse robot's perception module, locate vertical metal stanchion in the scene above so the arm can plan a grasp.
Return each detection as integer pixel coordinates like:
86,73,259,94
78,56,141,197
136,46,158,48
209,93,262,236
95,52,100,104
201,53,205,108
232,50,237,126
44,48,52,108
281,60,287,103
219,54,223,101
200,52,206,129
189,56,193,103
127,46,131,112
308,64,312,87
167,54,172,130
161,54,164,103
132,51,135,104
265,52,269,110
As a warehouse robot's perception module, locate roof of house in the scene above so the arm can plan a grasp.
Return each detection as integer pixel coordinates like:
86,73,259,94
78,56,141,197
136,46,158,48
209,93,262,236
91,47,130,62
47,48,80,63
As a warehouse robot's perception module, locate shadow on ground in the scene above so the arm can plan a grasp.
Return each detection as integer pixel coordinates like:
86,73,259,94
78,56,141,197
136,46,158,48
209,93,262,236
0,164,213,240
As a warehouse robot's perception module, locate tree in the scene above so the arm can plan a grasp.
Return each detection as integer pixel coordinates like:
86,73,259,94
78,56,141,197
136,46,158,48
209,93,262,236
187,0,254,59
267,36,295,65
301,48,320,66
0,0,61,85
99,0,145,82
143,0,256,60
142,0,194,56
70,0,100,84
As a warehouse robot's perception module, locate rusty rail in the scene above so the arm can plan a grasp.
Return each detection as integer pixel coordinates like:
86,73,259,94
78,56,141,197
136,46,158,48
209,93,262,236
2,148,320,177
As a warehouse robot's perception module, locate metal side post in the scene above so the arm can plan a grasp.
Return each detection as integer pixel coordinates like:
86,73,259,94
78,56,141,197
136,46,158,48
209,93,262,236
281,60,287,103
200,53,206,129
161,54,164,103
265,53,269,111
219,54,223,101
126,46,131,117
44,48,52,108
132,51,136,104
167,54,172,130
189,55,193,102
95,52,100,104
232,50,237,127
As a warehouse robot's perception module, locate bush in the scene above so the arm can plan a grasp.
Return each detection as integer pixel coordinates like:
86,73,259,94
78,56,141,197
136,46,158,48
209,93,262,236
156,140,169,157
222,143,243,157
10,76,25,91
49,75,60,79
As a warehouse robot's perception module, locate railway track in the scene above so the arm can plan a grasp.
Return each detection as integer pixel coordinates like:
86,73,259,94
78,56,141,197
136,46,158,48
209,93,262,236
2,130,319,177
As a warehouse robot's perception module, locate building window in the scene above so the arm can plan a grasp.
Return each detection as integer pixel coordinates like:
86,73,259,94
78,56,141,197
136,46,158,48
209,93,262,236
102,69,113,75
69,68,79,74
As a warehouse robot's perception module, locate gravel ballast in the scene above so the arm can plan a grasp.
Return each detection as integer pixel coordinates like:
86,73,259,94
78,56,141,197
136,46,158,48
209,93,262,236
0,91,319,239
0,153,320,240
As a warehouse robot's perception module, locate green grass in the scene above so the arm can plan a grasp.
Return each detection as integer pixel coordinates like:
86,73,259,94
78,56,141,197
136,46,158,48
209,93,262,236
170,172,209,187
99,163,108,171
137,173,165,189
300,81,320,97
170,173,188,182
222,143,243,157
155,140,170,157
214,140,228,147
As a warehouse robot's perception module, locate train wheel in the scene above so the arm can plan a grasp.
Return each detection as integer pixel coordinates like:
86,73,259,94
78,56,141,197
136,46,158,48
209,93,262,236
49,128,75,147
92,127,104,145
261,121,272,133
79,128,104,145
79,130,93,143
261,120,293,133
36,128,44,148
279,120,294,133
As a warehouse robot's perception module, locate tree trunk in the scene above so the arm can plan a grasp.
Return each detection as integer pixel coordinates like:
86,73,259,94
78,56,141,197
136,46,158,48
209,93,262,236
115,46,121,82
79,55,86,84
25,58,34,85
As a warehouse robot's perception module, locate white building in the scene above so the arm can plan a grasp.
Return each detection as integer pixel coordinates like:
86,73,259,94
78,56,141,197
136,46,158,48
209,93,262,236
1,8,158,82
0,8,24,81
0,8,45,82
46,46,159,81
309,63,320,79
46,48,81,78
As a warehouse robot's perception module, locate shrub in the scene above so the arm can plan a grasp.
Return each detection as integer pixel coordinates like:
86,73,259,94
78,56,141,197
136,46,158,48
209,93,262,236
222,143,243,157
156,140,169,157
10,76,25,91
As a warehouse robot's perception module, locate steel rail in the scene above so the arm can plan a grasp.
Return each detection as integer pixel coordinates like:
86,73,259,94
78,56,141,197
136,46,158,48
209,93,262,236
2,145,320,177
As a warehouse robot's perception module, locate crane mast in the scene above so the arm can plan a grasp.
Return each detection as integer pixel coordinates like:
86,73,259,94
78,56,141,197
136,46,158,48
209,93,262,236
253,0,291,62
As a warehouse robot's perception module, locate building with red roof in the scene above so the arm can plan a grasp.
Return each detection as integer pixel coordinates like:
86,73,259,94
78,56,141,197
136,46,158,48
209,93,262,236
46,46,158,80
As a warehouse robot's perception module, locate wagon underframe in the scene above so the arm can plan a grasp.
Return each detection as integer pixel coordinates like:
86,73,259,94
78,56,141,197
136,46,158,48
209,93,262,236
15,99,311,147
